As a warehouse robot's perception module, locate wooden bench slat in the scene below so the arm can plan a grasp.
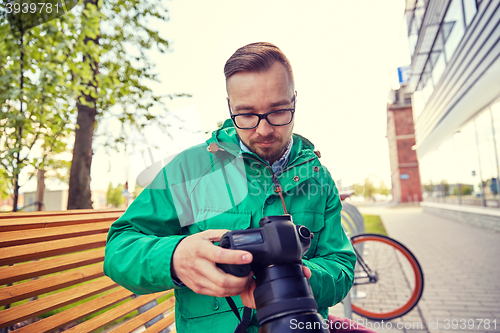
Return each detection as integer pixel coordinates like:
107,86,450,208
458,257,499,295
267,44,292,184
13,287,135,333
0,277,118,329
0,209,178,332
0,209,124,220
109,297,175,333
143,311,176,333
64,291,171,333
0,264,104,306
0,233,107,266
0,212,121,232
0,248,105,285
0,221,113,248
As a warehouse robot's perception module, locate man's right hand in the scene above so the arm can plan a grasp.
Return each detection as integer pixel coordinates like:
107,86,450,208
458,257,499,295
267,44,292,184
171,229,254,297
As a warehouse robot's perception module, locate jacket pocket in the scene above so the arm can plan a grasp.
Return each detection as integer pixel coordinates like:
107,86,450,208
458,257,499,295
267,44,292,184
175,289,244,319
289,211,325,259
195,210,252,231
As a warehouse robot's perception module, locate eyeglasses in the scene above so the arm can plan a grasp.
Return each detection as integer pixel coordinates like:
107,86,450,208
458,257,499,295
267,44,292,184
228,94,296,130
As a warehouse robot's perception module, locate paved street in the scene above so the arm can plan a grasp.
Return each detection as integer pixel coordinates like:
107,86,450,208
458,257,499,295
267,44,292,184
330,204,500,333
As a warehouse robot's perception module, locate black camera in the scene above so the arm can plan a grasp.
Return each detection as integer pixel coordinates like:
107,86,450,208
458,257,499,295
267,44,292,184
217,215,329,333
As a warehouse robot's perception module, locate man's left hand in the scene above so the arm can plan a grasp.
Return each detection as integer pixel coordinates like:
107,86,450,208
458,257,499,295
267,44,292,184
240,265,312,309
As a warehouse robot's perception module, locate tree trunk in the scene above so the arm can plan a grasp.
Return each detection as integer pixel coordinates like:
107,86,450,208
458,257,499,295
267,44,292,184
67,100,96,209
67,0,99,210
12,29,25,212
36,169,45,211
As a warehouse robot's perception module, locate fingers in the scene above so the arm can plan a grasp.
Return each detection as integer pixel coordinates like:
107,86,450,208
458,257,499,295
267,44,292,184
198,229,253,265
171,230,253,297
240,278,257,309
199,229,230,243
190,273,253,297
302,265,312,279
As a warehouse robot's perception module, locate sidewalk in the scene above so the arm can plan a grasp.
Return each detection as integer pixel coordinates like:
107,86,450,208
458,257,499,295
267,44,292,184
330,204,500,333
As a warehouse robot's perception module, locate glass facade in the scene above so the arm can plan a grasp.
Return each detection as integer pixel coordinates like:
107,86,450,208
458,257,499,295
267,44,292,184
420,99,500,208
406,0,426,58
410,0,477,123
404,0,500,210
443,0,466,61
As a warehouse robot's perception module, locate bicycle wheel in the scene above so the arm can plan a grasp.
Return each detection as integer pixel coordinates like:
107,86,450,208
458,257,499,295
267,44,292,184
350,233,424,320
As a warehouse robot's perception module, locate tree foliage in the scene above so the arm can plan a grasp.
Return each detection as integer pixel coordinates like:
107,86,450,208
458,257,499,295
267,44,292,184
106,182,125,207
1,0,187,209
0,16,77,208
0,168,10,199
353,177,391,198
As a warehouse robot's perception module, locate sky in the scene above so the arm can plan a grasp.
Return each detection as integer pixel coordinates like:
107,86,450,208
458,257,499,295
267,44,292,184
20,0,412,195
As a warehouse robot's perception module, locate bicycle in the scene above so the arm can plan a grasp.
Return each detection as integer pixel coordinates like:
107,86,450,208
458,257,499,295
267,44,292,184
349,233,424,320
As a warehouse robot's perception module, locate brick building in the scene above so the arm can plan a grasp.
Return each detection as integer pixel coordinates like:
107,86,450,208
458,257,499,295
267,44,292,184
387,87,422,203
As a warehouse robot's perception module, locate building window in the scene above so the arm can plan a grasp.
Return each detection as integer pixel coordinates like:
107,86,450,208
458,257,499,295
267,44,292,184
475,109,499,206
412,89,425,121
421,149,441,201
422,74,434,103
453,121,482,206
408,18,419,58
463,0,477,27
443,0,466,62
431,52,446,85
414,0,426,32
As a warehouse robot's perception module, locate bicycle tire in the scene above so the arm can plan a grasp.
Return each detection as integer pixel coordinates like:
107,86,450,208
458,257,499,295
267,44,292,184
350,233,424,320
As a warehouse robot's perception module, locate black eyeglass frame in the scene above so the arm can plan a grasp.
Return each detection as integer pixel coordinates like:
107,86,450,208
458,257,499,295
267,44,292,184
228,93,296,130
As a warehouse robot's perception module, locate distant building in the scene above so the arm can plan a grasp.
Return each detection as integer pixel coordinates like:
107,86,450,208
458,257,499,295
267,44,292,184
387,87,423,204
22,189,108,211
23,190,68,212
403,0,500,230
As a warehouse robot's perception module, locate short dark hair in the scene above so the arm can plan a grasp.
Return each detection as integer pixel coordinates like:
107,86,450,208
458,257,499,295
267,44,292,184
224,42,294,88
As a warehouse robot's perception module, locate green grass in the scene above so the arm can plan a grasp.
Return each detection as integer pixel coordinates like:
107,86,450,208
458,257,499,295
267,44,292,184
362,214,388,236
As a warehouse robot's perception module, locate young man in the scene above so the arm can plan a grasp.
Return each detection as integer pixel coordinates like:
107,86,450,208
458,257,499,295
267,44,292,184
104,42,357,333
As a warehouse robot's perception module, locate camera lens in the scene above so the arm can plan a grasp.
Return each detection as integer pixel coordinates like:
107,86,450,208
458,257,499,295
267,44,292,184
298,226,311,239
254,264,328,333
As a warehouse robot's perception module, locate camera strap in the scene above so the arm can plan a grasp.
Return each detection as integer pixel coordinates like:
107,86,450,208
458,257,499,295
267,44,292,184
225,297,251,333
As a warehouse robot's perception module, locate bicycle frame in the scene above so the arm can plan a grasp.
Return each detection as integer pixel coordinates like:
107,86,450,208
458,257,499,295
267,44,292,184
352,246,378,285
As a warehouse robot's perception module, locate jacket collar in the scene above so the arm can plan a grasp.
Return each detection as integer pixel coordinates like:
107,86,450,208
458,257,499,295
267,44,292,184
207,119,318,168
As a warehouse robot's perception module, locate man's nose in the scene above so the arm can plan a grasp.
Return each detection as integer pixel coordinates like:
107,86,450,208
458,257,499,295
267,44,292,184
255,118,274,137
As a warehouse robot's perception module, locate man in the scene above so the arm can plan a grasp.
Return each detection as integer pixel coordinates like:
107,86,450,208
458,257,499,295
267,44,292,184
104,42,356,333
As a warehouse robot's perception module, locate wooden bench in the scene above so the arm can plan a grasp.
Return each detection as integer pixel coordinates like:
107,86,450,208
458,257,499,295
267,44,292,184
0,209,177,333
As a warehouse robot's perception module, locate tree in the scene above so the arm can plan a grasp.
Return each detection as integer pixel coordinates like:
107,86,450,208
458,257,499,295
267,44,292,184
106,182,125,207
1,0,186,210
362,177,376,198
66,0,186,209
378,181,391,196
0,15,76,211
352,177,391,199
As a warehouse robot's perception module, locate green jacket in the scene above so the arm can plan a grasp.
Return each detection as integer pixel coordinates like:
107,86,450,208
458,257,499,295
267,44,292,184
103,119,356,333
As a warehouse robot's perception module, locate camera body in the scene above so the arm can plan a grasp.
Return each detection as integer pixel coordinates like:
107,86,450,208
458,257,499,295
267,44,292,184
217,215,328,333
217,215,312,277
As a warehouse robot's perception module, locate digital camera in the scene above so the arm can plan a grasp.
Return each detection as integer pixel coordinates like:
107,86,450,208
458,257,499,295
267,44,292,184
217,215,329,333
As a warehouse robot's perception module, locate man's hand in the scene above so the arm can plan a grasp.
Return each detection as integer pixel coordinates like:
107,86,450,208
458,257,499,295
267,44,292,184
171,229,253,297
240,265,312,309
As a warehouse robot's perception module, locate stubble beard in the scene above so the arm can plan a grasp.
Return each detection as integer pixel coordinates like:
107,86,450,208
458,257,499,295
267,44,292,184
247,135,291,165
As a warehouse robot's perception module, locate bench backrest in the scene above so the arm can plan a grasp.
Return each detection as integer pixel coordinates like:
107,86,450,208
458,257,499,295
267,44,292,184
0,209,176,333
